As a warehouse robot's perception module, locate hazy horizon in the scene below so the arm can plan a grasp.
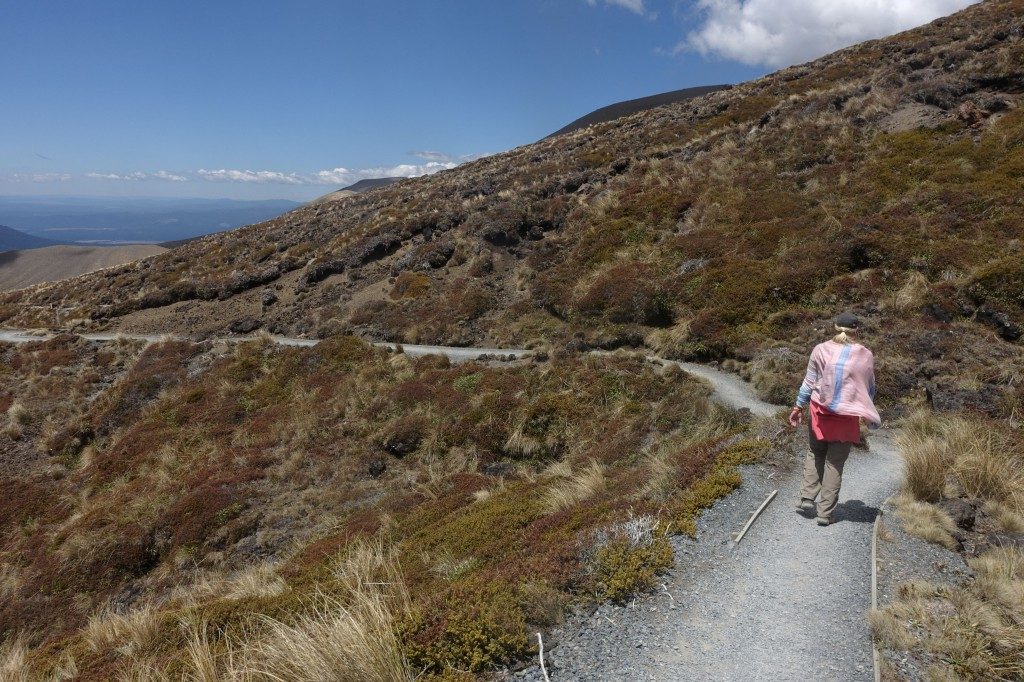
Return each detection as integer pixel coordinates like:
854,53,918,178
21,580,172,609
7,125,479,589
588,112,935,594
1,0,976,201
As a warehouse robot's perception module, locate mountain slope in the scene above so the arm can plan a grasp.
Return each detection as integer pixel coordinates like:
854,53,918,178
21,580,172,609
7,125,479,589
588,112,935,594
0,244,166,292
307,177,406,205
2,2,1023,678
2,0,1022,417
0,224,55,252
547,84,731,138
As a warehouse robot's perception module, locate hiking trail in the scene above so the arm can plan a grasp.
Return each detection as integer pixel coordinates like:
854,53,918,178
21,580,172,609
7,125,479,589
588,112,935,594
515,360,904,682
0,329,903,680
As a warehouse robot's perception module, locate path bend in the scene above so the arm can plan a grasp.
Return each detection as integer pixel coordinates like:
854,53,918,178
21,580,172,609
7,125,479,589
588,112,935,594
1,328,902,679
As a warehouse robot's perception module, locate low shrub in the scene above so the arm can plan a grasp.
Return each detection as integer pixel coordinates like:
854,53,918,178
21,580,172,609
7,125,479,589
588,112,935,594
391,271,431,300
588,517,674,604
576,263,673,327
400,586,529,675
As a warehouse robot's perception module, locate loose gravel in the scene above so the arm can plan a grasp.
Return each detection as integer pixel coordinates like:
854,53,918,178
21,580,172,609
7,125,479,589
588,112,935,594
507,368,904,682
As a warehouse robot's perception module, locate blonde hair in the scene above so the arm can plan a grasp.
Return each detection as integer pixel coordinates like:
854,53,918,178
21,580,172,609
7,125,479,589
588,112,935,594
833,324,854,344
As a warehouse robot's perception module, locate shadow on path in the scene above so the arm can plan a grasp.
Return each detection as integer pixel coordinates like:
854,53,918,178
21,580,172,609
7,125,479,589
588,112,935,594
832,499,880,524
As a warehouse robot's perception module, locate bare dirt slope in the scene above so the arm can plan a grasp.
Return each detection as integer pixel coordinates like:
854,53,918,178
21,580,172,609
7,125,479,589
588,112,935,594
0,244,165,291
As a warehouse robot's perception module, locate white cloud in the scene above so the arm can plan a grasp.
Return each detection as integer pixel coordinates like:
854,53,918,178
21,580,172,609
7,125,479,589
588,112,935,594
410,150,455,163
586,0,649,16
197,160,465,186
5,153,483,188
86,171,187,181
10,172,72,182
152,170,187,182
310,161,458,185
196,169,306,185
684,0,979,67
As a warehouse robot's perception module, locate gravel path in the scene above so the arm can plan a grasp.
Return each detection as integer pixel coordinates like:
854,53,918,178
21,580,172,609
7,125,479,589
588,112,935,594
511,366,904,682
3,328,904,679
0,329,530,363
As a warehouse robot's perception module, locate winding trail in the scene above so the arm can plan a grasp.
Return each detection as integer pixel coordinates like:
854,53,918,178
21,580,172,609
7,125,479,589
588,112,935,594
523,359,903,682
0,329,530,363
1,328,902,679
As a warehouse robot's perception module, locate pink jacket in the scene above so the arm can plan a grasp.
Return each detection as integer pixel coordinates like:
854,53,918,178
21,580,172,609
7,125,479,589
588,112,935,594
796,341,881,428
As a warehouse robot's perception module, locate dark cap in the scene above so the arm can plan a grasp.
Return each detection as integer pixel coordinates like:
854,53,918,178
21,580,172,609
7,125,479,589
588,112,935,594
835,312,860,329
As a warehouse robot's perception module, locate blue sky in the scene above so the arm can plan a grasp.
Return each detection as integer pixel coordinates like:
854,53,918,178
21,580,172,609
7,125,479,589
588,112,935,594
0,0,976,201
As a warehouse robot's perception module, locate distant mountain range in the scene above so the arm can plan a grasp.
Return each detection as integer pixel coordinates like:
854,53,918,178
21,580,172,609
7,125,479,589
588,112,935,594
308,176,406,205
343,177,404,192
548,84,731,138
0,224,56,252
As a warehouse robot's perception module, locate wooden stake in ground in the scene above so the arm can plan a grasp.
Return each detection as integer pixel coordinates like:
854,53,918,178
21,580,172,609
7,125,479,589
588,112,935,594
537,632,550,682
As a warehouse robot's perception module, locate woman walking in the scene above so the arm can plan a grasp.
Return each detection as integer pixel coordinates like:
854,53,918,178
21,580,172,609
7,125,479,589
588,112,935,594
788,313,881,526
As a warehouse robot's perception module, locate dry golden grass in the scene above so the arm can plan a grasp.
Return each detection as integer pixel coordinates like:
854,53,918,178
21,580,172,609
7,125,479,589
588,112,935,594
899,434,955,502
872,548,1024,680
169,564,288,607
84,603,164,657
0,637,30,682
3,401,30,439
542,460,607,513
110,538,413,682
983,501,1024,533
504,423,544,459
893,493,959,550
898,411,1024,507
887,270,930,312
246,591,412,682
428,548,480,583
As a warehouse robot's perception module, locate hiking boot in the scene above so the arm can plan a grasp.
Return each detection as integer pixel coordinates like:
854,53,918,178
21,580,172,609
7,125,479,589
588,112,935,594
795,499,815,514
816,516,831,526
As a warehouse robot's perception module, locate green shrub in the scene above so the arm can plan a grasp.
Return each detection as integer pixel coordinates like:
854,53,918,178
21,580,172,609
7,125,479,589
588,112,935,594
592,535,673,603
400,588,529,675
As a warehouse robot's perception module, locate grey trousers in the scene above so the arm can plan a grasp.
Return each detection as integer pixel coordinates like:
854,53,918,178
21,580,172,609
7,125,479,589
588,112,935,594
800,425,852,519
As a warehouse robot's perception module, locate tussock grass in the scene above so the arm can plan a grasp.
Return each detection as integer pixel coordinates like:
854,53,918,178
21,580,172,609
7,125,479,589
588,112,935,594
3,401,30,438
542,460,607,513
243,539,413,682
898,411,1024,507
113,538,413,681
428,548,480,582
0,637,30,682
84,603,163,656
871,548,1024,681
983,501,1024,533
170,564,288,607
887,270,930,311
893,493,959,550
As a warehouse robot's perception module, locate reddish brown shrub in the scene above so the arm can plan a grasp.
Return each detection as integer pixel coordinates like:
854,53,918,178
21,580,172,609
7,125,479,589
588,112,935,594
577,263,673,327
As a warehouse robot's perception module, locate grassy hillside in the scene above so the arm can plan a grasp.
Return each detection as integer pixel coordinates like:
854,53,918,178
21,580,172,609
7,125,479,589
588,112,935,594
2,1,1021,421
2,1,1023,678
0,334,777,678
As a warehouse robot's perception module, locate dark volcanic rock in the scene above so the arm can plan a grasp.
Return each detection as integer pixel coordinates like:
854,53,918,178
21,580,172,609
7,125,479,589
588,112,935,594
984,531,1024,551
229,317,262,334
938,497,978,530
261,289,278,307
483,461,513,477
368,459,386,478
301,259,346,286
926,382,1004,416
976,304,1021,341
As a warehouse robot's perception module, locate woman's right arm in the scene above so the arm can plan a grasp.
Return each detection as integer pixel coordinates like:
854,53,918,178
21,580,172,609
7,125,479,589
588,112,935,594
795,349,819,409
790,347,819,426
